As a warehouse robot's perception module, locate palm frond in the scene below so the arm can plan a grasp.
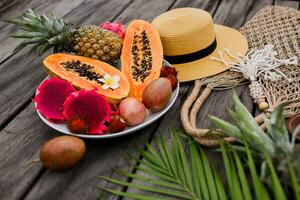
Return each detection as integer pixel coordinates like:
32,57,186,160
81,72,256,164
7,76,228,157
220,143,243,200
232,149,251,200
98,129,296,199
264,152,287,200
244,143,270,200
287,159,300,200
99,130,219,199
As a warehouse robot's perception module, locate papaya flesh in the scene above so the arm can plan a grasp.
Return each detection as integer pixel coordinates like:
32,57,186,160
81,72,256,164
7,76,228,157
43,53,130,103
121,20,163,101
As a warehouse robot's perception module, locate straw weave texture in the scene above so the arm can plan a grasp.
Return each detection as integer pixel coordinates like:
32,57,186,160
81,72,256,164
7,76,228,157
240,6,300,116
181,6,300,146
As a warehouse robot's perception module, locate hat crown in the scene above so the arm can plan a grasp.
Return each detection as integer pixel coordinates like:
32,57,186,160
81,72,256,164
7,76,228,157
152,8,216,56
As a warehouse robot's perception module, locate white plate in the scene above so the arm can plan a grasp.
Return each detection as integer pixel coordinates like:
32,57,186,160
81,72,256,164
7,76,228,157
36,60,179,139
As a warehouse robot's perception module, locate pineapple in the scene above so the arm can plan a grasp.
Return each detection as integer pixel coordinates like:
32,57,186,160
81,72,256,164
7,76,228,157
210,92,300,186
6,9,122,63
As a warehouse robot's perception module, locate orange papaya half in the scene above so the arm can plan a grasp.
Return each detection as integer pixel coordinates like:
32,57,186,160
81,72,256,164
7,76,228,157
43,53,130,103
121,20,163,101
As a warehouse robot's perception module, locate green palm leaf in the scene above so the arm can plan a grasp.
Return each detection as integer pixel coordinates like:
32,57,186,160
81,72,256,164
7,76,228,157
220,143,243,200
245,143,270,200
98,129,294,199
264,152,287,200
211,167,227,200
99,131,214,199
197,145,219,200
232,149,251,200
287,159,300,200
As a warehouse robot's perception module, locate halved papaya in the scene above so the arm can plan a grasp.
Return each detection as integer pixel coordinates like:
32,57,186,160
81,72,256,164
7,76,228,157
43,53,130,103
121,20,163,101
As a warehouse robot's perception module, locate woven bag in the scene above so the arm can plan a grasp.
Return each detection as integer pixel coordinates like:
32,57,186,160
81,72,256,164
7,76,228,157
181,6,300,146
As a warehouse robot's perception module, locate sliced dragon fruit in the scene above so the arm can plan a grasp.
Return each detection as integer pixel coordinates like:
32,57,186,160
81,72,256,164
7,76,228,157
63,90,112,134
100,22,126,39
34,78,76,123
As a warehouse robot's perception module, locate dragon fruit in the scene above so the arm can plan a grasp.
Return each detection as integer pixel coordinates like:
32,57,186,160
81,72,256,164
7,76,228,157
100,22,126,39
34,78,76,123
63,90,112,134
67,116,89,134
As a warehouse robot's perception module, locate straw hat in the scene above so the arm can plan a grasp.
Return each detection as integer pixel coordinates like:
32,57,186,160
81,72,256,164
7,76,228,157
151,7,248,82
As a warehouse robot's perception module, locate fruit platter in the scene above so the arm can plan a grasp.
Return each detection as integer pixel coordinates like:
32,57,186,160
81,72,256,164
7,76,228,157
9,10,180,138
36,60,179,139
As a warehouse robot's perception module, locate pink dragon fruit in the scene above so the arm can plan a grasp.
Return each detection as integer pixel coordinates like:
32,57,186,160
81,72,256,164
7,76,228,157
100,22,126,39
34,78,76,123
63,90,112,134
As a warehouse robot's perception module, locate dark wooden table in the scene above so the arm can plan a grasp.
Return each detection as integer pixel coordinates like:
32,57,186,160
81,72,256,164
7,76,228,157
0,0,299,199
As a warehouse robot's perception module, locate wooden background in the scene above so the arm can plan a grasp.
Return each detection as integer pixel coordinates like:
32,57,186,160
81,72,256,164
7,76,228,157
0,0,299,199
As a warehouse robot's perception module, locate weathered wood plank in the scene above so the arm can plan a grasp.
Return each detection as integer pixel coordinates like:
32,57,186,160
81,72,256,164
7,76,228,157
169,0,272,173
104,0,221,198
0,0,33,18
0,0,90,64
0,0,280,200
243,0,274,23
0,103,159,200
0,0,133,199
0,0,131,128
275,0,300,8
123,0,273,198
0,104,55,200
21,1,182,200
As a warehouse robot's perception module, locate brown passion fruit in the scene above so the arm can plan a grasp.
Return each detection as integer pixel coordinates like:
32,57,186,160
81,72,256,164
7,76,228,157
142,78,172,112
40,136,86,170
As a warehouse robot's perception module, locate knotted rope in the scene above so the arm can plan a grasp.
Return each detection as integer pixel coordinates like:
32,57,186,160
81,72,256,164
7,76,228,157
210,45,298,110
181,6,300,146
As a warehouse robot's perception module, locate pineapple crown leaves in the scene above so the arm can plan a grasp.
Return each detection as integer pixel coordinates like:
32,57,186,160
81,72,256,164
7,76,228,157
209,91,298,159
5,9,75,54
263,100,300,155
209,92,275,156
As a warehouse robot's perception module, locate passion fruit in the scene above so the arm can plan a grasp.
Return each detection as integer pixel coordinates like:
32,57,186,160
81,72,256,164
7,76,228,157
119,97,146,126
142,78,172,112
40,136,86,170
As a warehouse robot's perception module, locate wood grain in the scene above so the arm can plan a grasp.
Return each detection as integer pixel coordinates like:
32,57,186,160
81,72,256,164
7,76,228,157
275,0,300,8
0,0,91,64
0,0,133,199
0,104,54,200
123,0,273,198
1,0,296,200
22,1,180,200
0,0,131,128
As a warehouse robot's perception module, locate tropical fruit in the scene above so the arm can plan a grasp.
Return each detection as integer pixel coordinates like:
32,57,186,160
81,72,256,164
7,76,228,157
119,97,146,126
100,22,126,39
43,53,130,103
160,66,178,90
67,116,89,134
107,114,126,133
7,9,122,63
63,90,112,134
121,20,163,101
142,78,172,112
34,78,76,123
40,136,86,170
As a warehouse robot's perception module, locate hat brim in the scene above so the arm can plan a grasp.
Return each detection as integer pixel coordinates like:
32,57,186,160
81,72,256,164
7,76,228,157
172,24,248,82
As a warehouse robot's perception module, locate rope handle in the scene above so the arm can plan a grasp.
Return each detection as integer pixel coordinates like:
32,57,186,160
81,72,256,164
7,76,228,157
181,79,271,147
